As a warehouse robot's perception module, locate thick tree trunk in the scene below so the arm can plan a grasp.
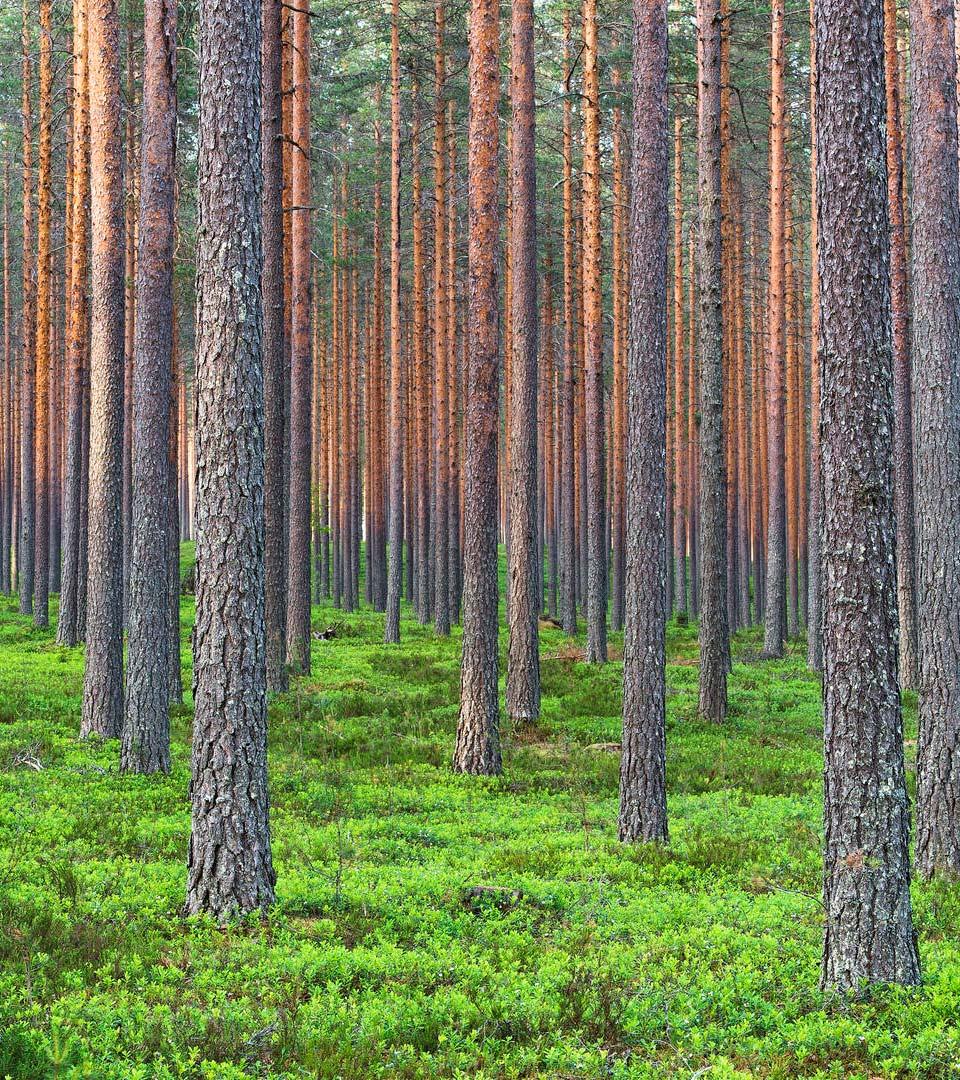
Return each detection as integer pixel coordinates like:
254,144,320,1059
122,0,177,774
454,0,501,775
506,0,540,726
81,0,126,741
619,0,668,844
911,0,960,879
696,0,729,722
815,0,920,990
186,0,276,918
285,0,312,675
262,0,287,692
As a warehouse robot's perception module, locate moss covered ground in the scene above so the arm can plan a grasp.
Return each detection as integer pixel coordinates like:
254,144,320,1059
0,544,957,1078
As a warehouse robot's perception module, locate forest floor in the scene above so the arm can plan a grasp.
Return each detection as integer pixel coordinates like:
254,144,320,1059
0,545,958,1079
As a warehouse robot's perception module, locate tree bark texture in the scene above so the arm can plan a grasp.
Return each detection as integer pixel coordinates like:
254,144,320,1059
910,0,960,879
696,0,729,723
122,0,177,774
619,0,668,845
815,0,921,990
185,0,276,918
81,0,126,741
506,0,540,726
454,0,501,776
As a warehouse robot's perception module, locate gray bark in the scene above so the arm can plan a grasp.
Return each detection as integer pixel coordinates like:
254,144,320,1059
122,0,177,774
815,0,921,990
261,0,287,693
454,0,501,776
910,0,960,879
506,0,540,726
185,0,275,918
81,0,125,741
695,0,729,723
619,0,668,844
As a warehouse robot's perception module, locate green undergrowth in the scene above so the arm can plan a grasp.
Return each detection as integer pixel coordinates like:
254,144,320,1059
0,546,956,1078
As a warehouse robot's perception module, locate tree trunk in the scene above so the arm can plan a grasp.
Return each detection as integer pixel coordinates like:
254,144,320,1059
762,0,787,658
385,0,404,644
122,0,176,773
122,26,136,629
815,0,921,990
610,61,626,633
0,161,10,596
582,0,607,663
433,0,450,637
81,0,126,741
696,0,729,722
412,88,430,626
672,117,688,621
57,0,90,648
911,0,960,879
19,0,35,619
559,7,576,637
807,0,823,672
33,0,52,629
619,0,668,844
261,0,287,692
285,0,312,674
454,0,501,775
506,0,540,726
185,0,275,918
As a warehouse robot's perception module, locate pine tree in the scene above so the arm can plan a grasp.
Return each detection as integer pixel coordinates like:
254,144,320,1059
816,0,920,990
185,0,276,918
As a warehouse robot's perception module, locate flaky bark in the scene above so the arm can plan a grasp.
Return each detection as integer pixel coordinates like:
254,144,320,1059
610,60,626,632
433,0,450,637
696,0,729,722
807,1,823,672
19,0,35,618
0,162,10,596
619,0,668,844
384,0,404,644
582,0,606,663
33,0,52,629
883,0,917,690
412,88,430,625
911,0,960,879
762,0,787,657
454,0,501,775
262,0,287,691
672,116,687,621
559,8,576,637
81,0,125,741
122,0,177,774
285,0,312,674
57,0,90,647
186,0,275,918
815,0,920,990
506,0,540,726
